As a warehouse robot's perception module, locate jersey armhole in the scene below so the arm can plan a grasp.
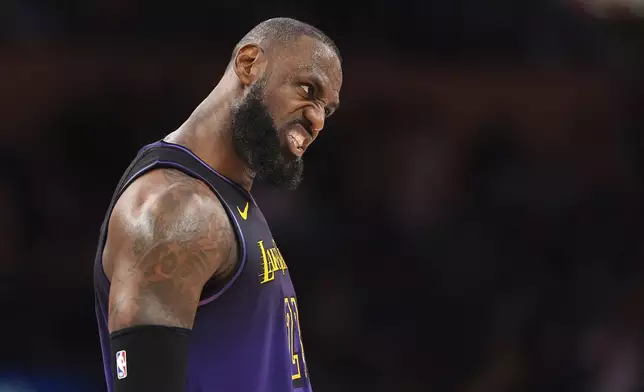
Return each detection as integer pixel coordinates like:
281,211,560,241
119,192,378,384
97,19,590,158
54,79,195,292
153,160,248,306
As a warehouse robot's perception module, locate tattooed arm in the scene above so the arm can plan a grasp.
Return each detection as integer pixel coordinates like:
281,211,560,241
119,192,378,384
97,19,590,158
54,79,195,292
101,168,237,391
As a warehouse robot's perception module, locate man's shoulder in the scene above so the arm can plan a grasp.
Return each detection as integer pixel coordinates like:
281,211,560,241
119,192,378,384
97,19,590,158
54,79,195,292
117,168,227,222
103,168,236,279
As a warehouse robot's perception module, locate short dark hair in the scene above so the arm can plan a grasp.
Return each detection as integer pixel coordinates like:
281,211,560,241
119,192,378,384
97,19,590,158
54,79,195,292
230,17,341,65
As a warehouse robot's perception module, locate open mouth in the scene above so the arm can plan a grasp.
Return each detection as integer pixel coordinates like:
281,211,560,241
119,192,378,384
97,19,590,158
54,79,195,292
286,125,311,157
287,134,304,157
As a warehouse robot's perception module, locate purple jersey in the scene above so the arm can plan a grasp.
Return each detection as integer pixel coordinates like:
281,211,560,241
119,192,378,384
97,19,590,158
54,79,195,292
93,141,312,392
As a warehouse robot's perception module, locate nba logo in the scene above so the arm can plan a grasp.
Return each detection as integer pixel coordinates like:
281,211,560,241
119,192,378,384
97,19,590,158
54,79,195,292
116,350,128,379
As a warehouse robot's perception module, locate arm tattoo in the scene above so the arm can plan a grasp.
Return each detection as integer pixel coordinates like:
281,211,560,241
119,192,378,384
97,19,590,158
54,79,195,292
108,169,234,331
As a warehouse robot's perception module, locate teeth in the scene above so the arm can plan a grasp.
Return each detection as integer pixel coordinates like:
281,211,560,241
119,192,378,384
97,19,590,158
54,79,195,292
289,135,301,149
291,131,306,148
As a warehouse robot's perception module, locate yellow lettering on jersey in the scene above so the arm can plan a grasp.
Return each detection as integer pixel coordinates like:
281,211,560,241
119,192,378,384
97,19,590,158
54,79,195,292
258,240,274,284
290,297,308,379
273,241,289,272
285,297,302,380
258,240,289,284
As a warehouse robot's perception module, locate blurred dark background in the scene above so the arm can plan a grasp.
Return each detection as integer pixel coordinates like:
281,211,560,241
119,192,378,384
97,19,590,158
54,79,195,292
1,1,643,391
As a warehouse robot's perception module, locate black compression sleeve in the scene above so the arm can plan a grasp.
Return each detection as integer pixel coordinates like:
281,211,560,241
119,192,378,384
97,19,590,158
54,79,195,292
110,325,191,392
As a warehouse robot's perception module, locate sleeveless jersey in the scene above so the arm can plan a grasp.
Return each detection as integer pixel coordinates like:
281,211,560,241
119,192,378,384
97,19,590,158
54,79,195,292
93,141,312,392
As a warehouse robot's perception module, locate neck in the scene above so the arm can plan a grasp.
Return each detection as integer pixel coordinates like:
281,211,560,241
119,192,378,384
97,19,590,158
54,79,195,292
165,74,255,192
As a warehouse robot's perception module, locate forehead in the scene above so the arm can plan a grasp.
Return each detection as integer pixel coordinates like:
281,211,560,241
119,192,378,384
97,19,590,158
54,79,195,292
273,36,342,88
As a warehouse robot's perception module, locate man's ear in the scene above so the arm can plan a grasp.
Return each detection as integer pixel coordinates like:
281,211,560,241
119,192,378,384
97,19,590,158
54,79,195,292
233,43,266,87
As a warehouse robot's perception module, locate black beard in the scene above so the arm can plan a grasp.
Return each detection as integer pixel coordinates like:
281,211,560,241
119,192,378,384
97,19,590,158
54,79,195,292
231,79,304,191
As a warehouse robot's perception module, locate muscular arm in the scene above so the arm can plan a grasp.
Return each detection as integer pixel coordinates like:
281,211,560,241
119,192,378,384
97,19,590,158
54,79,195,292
107,169,235,331
102,169,236,391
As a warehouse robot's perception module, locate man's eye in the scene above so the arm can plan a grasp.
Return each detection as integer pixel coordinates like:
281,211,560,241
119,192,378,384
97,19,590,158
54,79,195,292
301,84,314,97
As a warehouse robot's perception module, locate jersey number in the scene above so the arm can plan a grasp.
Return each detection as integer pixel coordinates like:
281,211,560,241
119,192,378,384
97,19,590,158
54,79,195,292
285,296,308,385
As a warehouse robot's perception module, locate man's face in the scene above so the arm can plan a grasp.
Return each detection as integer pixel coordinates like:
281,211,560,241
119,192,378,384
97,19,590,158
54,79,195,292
231,36,342,190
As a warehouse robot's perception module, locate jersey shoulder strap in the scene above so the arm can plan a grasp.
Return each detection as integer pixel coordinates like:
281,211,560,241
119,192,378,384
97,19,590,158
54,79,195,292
118,141,252,206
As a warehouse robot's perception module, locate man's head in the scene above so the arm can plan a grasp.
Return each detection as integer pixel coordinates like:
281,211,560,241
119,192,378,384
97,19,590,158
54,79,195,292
228,18,342,190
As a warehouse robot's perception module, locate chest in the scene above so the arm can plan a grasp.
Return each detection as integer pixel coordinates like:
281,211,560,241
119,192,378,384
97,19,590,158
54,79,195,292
236,203,296,296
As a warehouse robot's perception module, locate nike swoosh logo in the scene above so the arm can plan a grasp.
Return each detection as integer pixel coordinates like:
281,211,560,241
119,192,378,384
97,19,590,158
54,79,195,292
237,202,249,220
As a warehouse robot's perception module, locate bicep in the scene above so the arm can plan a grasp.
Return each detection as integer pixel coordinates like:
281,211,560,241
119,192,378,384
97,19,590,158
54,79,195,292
108,237,209,332
107,178,234,333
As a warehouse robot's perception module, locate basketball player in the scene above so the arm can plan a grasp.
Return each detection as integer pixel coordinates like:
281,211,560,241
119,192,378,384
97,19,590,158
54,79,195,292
93,18,342,392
